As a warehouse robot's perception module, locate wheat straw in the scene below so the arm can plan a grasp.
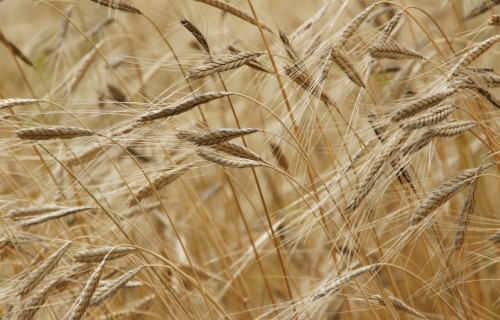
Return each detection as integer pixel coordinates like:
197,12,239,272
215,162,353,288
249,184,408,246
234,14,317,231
188,51,262,78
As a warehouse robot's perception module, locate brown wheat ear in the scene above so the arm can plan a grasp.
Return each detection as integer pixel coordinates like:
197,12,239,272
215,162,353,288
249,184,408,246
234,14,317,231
411,163,494,225
188,51,262,78
90,0,142,14
369,42,424,60
196,148,266,168
73,246,137,263
16,126,96,140
188,128,260,146
391,89,456,122
401,104,456,130
330,45,365,88
181,20,210,54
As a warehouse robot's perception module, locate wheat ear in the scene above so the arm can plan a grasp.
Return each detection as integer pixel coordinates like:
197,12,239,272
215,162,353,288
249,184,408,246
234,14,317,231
129,163,191,204
489,231,500,243
337,3,376,45
453,34,500,73
196,148,265,168
209,142,263,161
89,0,142,14
310,265,376,301
369,42,424,60
188,51,262,78
18,206,94,227
16,241,72,296
330,45,365,88
187,128,260,146
379,11,403,43
401,104,456,130
16,126,96,140
181,20,210,54
391,88,456,122
411,163,494,225
370,294,426,319
73,246,136,263
63,258,107,320
290,1,332,40
194,0,273,33
137,92,233,122
454,172,480,249
464,0,500,20
6,204,64,219
0,98,39,109
90,266,144,306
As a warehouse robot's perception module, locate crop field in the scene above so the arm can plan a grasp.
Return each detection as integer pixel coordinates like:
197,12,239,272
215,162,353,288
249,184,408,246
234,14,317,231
0,0,499,319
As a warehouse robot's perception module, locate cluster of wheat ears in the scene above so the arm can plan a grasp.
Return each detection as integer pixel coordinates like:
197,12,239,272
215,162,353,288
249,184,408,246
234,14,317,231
0,0,498,319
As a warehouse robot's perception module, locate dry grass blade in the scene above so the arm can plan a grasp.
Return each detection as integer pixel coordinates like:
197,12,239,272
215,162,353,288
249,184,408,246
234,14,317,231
310,265,376,301
454,34,500,73
63,257,107,320
89,0,142,14
196,148,265,168
18,206,94,227
337,3,376,45
411,163,494,225
370,294,426,319
90,266,144,306
188,51,262,78
391,89,456,122
6,204,63,219
137,92,233,122
0,29,34,67
454,172,479,249
181,20,210,54
16,126,96,140
73,246,137,263
0,98,39,109
330,45,365,88
401,104,456,130
369,42,424,60
129,163,192,204
194,0,273,33
464,0,500,20
16,241,72,296
188,128,260,146
209,142,263,161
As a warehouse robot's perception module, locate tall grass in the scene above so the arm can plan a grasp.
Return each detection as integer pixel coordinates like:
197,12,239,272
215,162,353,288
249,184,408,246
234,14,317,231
0,0,498,319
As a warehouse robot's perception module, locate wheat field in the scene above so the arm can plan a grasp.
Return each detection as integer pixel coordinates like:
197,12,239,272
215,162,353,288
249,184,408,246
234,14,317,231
0,0,499,319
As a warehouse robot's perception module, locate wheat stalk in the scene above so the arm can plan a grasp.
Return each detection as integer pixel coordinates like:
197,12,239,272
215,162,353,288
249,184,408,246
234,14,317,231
188,51,262,78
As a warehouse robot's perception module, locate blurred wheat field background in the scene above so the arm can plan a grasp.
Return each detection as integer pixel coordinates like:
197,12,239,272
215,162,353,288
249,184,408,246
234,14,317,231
0,0,499,319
